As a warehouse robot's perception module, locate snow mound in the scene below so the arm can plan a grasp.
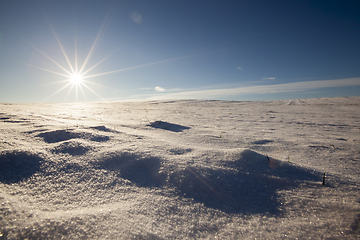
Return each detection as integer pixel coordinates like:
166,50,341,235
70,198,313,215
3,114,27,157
169,149,320,214
231,149,319,181
51,140,92,156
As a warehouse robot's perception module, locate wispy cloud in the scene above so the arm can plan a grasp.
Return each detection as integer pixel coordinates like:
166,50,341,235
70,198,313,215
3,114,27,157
155,86,165,92
237,66,242,70
140,77,360,100
261,77,276,80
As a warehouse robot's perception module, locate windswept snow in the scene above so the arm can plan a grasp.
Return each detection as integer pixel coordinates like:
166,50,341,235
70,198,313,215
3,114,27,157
0,97,359,239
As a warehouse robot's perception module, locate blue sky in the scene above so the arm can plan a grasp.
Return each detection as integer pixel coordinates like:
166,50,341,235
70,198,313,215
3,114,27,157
0,0,360,103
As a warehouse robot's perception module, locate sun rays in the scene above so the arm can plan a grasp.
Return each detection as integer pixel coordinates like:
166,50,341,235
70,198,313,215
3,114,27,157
17,11,204,103
28,17,112,102
21,22,181,102
69,74,83,85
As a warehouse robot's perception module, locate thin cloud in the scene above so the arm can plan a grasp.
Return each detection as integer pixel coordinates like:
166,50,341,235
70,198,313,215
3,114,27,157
142,77,360,100
131,11,143,24
237,67,242,70
155,86,165,92
261,77,276,80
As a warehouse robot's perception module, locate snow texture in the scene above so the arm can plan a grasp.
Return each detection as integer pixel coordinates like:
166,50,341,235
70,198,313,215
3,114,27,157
0,97,359,239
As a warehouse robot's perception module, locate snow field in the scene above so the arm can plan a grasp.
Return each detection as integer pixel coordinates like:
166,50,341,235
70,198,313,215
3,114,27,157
0,97,359,239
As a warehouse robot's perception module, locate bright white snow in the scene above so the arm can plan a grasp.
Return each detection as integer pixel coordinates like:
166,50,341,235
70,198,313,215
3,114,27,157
0,97,359,239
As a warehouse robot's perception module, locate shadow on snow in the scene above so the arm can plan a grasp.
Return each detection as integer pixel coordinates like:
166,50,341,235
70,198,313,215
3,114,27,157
94,152,167,188
148,121,190,132
169,149,321,215
36,129,109,143
0,151,43,183
93,149,320,215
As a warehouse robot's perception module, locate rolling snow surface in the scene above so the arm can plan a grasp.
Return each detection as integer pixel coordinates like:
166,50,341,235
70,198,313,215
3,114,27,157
0,97,359,239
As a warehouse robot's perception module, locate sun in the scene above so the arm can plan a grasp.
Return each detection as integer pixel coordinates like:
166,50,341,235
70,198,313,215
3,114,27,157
70,74,83,85
22,14,192,102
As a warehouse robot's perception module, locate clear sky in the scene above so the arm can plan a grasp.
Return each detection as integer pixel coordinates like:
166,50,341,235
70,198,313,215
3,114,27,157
1,0,360,103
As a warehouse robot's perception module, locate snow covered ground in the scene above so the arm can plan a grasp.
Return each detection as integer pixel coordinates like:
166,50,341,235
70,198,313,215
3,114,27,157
0,97,359,239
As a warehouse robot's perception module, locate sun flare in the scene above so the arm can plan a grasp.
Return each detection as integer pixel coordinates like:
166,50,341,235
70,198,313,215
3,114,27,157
70,74,83,85
23,15,191,103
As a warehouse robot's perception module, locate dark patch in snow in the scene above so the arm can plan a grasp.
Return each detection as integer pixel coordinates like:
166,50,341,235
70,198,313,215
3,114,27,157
0,151,43,183
36,129,110,143
291,121,352,129
336,138,347,141
37,130,81,143
308,145,329,149
3,119,30,123
89,135,110,142
52,141,92,156
169,150,320,215
148,121,190,132
0,115,30,123
350,213,360,234
0,217,89,239
168,148,192,155
95,152,166,187
90,125,117,133
24,129,48,134
252,139,273,145
131,232,164,239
